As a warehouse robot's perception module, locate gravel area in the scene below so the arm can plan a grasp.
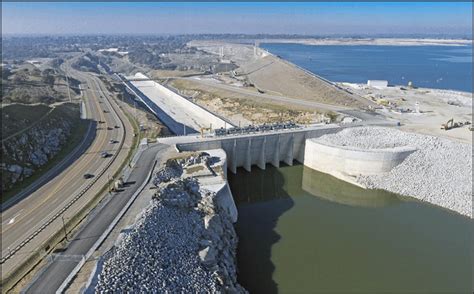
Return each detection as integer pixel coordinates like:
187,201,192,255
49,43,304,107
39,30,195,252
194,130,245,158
318,127,472,217
94,154,247,293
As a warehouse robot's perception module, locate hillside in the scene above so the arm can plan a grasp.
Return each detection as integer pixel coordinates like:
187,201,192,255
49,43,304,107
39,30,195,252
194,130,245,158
1,62,80,104
1,103,87,196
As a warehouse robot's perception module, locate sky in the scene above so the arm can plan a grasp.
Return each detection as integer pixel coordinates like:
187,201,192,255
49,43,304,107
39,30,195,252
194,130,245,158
2,2,472,36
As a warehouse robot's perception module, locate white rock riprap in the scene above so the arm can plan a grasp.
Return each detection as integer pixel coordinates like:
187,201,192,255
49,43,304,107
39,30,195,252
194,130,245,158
94,153,247,293
317,127,472,217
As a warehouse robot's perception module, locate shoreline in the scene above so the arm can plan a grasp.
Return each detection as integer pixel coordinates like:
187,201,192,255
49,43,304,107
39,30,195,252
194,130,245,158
313,127,472,218
339,82,473,96
258,37,473,47
259,44,472,94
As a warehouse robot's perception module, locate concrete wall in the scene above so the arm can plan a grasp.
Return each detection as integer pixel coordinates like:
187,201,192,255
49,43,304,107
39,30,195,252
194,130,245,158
176,126,341,173
304,139,416,176
203,149,238,223
130,73,234,132
118,74,195,135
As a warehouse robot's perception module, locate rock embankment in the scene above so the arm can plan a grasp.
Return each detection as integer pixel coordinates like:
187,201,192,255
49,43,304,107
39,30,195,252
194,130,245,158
94,153,247,293
1,103,83,191
317,127,472,217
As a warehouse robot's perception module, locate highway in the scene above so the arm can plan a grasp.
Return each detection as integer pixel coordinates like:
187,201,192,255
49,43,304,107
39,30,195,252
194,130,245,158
24,143,168,293
1,115,96,212
1,66,134,285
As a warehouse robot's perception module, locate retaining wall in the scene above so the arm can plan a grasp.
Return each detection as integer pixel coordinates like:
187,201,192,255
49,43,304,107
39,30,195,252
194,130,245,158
304,139,416,176
127,73,233,134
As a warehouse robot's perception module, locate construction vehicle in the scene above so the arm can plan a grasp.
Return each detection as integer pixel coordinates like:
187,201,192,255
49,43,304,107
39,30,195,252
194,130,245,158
111,177,124,192
441,119,471,131
441,119,454,130
200,125,212,137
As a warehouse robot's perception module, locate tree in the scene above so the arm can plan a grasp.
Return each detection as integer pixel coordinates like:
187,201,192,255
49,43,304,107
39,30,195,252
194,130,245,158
42,73,55,87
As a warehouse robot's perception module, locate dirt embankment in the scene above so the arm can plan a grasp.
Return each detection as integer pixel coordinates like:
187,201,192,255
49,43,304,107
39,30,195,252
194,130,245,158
104,78,171,138
239,55,367,108
189,40,369,109
170,79,331,125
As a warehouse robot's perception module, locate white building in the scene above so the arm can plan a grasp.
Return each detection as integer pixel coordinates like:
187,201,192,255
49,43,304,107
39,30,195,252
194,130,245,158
367,80,388,89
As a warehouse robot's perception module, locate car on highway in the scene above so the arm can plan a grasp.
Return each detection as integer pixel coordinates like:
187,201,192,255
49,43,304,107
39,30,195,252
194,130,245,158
100,151,110,158
109,139,117,144
114,125,120,129
103,110,109,113
83,173,94,179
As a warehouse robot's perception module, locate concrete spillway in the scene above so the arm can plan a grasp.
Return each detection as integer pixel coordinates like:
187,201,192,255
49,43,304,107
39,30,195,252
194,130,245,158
118,73,234,135
170,122,399,174
175,125,341,173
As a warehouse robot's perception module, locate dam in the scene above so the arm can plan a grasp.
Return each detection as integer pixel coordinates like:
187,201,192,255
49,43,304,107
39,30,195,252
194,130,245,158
162,121,398,174
118,71,401,178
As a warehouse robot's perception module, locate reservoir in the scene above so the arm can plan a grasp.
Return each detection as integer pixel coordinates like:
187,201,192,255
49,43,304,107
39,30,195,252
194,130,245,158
228,164,472,293
260,43,473,92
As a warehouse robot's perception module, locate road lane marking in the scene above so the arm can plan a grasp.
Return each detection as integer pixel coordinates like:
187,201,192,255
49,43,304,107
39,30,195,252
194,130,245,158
3,210,24,226
1,77,110,234
2,72,130,263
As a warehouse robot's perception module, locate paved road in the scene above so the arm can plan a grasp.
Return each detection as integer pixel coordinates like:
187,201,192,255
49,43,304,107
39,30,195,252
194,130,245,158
24,143,168,293
2,119,96,212
1,67,134,281
179,77,352,112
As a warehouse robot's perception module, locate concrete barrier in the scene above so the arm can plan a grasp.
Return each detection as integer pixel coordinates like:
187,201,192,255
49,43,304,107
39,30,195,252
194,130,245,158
55,159,157,293
304,139,416,177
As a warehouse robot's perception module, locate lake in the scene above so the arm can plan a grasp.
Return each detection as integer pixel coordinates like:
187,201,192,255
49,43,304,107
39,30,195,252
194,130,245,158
228,164,472,293
261,43,473,92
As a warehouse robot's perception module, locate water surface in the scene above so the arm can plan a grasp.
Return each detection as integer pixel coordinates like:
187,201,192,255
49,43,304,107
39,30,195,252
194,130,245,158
228,164,472,293
261,43,473,92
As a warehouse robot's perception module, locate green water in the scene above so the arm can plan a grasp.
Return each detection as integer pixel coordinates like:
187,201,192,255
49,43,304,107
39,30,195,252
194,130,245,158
228,164,472,294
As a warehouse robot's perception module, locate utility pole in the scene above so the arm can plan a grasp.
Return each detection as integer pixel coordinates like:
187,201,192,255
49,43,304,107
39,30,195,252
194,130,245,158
108,174,110,191
65,59,72,102
133,100,137,119
61,215,68,241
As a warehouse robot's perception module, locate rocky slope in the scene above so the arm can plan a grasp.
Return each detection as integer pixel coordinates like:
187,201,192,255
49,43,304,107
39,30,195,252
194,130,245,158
318,127,472,217
1,103,84,192
94,153,247,293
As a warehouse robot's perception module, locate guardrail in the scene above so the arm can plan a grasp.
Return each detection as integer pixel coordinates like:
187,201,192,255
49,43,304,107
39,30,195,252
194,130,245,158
56,159,157,294
1,75,126,265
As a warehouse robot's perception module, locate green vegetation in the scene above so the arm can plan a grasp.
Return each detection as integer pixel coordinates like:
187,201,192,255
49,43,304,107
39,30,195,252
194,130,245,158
2,122,88,203
2,104,51,138
1,103,89,202
1,64,71,104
